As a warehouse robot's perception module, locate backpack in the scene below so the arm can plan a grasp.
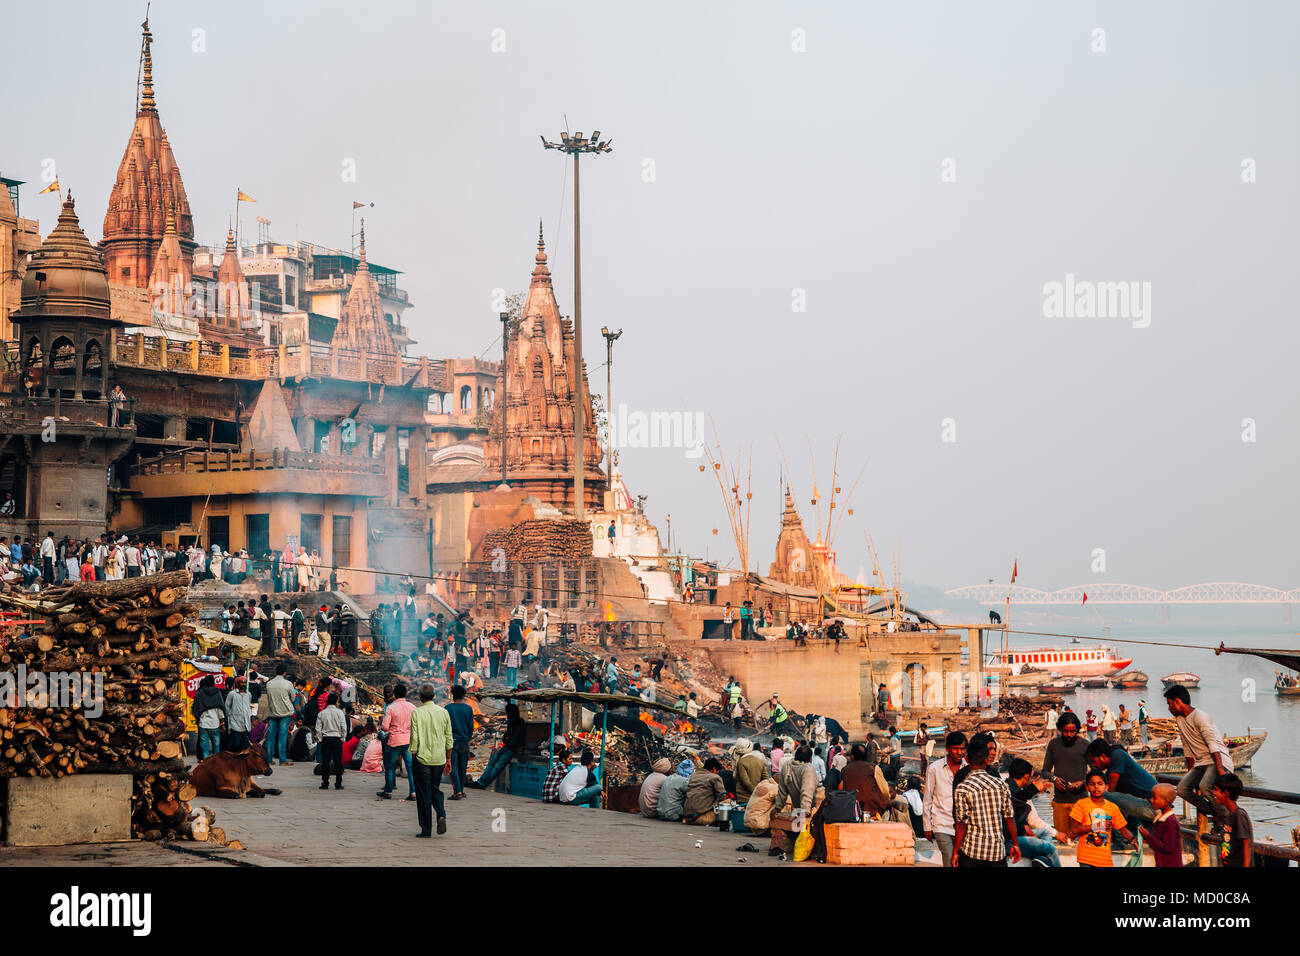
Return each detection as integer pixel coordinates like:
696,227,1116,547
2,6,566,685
822,789,863,824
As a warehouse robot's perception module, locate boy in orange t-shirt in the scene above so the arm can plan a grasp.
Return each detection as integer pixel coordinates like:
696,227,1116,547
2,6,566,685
1070,770,1132,867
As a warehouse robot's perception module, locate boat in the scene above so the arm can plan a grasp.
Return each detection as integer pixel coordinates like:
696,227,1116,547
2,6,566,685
1041,677,1078,694
1135,731,1267,773
1004,730,1267,773
1081,676,1111,689
1114,670,1149,689
1161,672,1200,689
1276,684,1300,697
988,644,1132,678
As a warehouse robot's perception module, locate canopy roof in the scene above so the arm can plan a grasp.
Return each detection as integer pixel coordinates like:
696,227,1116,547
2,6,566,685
1216,643,1300,673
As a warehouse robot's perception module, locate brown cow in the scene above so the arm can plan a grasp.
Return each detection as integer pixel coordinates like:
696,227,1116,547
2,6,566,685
191,743,281,798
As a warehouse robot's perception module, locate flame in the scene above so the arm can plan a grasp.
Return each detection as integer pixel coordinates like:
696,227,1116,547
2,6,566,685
359,641,374,654
603,601,615,623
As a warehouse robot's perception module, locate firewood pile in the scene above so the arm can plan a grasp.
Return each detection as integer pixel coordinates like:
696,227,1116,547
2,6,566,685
482,519,593,563
0,569,226,843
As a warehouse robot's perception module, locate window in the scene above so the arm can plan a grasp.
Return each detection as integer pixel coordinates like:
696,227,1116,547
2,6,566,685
300,514,322,554
332,515,351,571
371,427,387,458
460,385,473,412
397,428,410,494
313,421,331,454
207,516,230,553
245,514,270,557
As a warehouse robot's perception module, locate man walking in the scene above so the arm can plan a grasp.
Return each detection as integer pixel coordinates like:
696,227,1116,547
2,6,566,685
1164,684,1233,823
923,730,967,867
264,663,295,765
377,683,417,801
952,736,1020,867
316,692,347,790
445,684,474,800
409,683,454,837
40,531,56,585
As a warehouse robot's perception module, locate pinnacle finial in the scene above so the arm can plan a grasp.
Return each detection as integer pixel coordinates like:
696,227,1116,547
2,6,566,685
139,16,156,113
358,217,367,262
225,227,236,252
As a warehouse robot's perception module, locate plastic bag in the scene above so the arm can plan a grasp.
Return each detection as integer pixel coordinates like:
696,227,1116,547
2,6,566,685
793,819,814,862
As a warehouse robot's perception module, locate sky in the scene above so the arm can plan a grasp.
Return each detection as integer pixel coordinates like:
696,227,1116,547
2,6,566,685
4,0,1297,592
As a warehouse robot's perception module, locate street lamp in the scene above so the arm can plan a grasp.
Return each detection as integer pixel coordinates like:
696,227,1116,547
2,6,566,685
499,311,511,488
600,326,623,492
541,128,614,521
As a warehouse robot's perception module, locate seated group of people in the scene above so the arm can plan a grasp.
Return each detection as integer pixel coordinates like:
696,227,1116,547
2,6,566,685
632,736,914,837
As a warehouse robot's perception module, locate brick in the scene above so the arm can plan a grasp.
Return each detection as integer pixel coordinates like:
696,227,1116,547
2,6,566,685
825,822,914,866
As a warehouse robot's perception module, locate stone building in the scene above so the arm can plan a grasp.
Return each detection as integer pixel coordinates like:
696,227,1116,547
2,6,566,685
0,176,43,344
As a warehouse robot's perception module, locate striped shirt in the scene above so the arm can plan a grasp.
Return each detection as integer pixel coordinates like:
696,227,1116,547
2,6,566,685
953,770,1014,862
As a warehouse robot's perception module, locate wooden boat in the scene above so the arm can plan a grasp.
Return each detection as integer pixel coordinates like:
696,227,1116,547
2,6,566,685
1134,732,1267,773
1162,672,1200,689
1041,678,1078,694
1081,676,1111,689
1004,730,1267,773
1276,684,1300,697
1114,670,1149,689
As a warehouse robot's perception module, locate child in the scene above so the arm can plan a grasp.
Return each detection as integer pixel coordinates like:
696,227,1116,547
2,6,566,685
1070,770,1133,867
1210,772,1253,867
1138,782,1183,867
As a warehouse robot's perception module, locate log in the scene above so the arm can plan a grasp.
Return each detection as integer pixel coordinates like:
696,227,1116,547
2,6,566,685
55,569,191,604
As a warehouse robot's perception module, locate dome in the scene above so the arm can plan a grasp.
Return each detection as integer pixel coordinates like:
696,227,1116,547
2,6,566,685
18,194,112,321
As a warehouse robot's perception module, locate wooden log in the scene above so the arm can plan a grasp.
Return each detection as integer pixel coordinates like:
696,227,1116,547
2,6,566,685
55,569,191,605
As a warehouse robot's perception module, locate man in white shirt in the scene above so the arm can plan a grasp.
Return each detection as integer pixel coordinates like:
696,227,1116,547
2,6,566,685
558,750,602,808
1164,685,1233,821
315,693,348,789
39,532,56,585
124,541,142,578
922,731,968,867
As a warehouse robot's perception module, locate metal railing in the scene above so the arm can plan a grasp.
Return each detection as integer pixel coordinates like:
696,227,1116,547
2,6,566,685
0,394,136,428
133,447,386,476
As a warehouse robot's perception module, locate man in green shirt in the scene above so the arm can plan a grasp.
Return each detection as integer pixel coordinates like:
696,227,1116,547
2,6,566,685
408,683,454,837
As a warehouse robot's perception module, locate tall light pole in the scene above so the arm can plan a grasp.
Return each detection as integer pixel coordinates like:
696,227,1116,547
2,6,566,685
499,311,510,488
600,325,623,495
541,128,613,521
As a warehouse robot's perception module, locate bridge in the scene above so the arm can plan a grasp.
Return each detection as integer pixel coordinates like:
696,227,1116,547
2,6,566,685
945,582,1300,605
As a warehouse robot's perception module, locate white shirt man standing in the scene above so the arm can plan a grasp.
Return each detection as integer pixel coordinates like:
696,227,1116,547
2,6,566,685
923,731,968,868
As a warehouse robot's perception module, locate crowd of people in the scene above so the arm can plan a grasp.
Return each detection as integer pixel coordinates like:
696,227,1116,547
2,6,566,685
0,530,190,591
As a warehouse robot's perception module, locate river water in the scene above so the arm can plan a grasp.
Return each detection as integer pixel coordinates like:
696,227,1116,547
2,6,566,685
1000,625,1300,848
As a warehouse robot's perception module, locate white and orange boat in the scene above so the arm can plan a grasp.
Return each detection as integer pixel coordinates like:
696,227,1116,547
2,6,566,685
988,644,1132,679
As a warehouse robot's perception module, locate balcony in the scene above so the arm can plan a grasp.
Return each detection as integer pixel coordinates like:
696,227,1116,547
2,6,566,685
130,448,390,499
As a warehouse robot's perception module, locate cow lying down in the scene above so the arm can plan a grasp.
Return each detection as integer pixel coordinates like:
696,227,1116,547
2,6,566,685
191,743,282,798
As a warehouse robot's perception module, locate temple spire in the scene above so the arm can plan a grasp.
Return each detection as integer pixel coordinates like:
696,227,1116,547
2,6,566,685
139,16,156,113
357,218,368,268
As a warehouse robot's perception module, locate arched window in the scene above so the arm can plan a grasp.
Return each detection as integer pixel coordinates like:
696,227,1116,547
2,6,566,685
82,339,104,398
460,385,473,412
480,387,493,410
49,336,77,388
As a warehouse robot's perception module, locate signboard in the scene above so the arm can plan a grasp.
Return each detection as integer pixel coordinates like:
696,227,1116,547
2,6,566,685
179,659,234,732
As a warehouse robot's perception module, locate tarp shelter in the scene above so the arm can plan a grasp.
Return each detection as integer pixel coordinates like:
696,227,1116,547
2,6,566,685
1216,643,1300,673
481,689,683,781
192,624,262,659
179,658,235,732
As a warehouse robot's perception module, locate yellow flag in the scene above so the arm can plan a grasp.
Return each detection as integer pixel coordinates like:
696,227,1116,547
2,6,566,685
40,179,60,195
237,191,255,203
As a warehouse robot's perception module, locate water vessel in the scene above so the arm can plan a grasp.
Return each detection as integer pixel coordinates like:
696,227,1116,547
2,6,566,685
988,644,1132,678
1161,672,1200,689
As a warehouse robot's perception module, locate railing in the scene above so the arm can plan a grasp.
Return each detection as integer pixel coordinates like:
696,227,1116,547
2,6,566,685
0,395,137,428
1153,773,1300,865
133,448,386,477
109,333,451,390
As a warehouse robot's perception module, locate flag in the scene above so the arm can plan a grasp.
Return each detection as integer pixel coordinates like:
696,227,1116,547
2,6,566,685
237,191,255,203
40,179,59,195
1081,592,1089,605
352,201,365,209
1011,560,1018,584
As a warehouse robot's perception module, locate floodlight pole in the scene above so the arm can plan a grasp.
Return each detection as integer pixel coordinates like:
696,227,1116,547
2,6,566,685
541,129,613,522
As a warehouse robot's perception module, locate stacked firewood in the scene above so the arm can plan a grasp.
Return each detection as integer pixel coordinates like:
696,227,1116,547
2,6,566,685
495,519,593,563
0,569,221,842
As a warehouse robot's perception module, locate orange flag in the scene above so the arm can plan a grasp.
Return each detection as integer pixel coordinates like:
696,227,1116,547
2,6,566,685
1011,560,1018,584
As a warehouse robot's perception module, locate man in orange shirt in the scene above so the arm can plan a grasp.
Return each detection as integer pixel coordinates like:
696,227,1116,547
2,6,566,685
1070,770,1134,867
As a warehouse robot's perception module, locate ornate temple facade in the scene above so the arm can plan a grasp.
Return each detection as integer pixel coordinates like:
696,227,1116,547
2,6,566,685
99,18,196,290
483,225,603,511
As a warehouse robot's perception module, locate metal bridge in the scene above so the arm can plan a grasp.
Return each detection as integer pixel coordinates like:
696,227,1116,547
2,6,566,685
945,582,1300,605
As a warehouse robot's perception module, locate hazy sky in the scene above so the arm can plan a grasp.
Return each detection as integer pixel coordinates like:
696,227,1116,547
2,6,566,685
6,1,1297,591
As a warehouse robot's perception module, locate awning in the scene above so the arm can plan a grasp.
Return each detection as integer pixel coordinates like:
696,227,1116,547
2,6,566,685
1216,643,1300,673
193,625,263,659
